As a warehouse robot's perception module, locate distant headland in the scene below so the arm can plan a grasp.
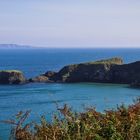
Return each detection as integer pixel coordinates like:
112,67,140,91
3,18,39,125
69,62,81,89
0,57,140,87
0,44,33,49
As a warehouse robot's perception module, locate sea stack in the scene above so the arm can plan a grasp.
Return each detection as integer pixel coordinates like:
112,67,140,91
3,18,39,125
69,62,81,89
0,70,26,84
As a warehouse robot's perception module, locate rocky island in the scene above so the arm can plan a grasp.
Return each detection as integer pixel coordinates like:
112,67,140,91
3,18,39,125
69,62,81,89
29,57,123,83
0,70,26,84
0,57,140,86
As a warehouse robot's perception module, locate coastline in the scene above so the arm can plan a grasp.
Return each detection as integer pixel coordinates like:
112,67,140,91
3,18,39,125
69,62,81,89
0,57,140,88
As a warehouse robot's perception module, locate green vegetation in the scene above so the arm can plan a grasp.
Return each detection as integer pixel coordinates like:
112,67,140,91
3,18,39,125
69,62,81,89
0,70,22,73
67,57,123,67
85,57,123,65
6,99,140,140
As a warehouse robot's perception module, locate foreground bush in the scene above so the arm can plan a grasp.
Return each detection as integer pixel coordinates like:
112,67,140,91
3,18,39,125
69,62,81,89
6,99,140,140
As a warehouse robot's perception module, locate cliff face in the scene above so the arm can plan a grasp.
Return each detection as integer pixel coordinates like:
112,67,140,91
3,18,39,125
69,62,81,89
51,57,124,83
0,70,26,84
57,60,140,84
42,57,140,84
111,61,140,84
55,63,112,82
29,57,124,83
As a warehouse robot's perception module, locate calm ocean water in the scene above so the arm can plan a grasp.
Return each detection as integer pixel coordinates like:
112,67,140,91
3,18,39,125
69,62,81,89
0,48,140,139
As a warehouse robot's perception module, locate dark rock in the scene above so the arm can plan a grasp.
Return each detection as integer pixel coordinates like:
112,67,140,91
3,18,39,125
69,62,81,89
0,70,26,84
53,57,124,83
130,80,140,88
111,61,140,84
44,71,57,78
29,75,49,83
29,71,57,83
28,57,140,85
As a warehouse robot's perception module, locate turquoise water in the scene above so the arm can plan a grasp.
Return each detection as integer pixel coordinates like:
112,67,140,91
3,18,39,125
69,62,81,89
0,48,140,139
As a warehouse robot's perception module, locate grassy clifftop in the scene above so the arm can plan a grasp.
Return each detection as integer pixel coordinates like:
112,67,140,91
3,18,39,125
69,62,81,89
85,57,123,65
0,70,22,73
90,57,123,65
66,57,123,67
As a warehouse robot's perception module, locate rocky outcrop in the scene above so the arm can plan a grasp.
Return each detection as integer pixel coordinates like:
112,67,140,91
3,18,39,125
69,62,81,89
57,59,140,84
29,75,49,83
49,57,124,83
130,81,140,88
0,70,26,84
1,57,140,86
31,57,140,85
29,71,57,83
28,57,124,83
109,61,140,84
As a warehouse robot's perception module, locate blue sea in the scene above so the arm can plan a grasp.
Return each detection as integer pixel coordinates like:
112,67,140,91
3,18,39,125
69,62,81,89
0,48,140,139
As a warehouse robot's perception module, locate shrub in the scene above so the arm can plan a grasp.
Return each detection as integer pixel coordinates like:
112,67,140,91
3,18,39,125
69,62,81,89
5,100,140,140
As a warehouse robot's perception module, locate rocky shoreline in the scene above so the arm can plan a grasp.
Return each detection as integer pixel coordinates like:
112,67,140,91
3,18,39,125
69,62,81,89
0,57,140,87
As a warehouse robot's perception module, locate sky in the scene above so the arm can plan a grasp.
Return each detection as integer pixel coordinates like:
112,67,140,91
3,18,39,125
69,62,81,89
0,0,140,48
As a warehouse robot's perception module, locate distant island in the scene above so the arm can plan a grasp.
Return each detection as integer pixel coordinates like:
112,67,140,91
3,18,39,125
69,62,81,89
0,44,33,49
0,57,140,87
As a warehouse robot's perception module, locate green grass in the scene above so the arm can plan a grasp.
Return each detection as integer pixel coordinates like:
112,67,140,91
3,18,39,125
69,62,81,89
65,57,123,68
0,70,22,73
85,57,123,65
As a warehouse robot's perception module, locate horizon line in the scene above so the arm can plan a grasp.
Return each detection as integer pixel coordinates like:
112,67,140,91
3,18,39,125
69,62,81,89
0,44,140,49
